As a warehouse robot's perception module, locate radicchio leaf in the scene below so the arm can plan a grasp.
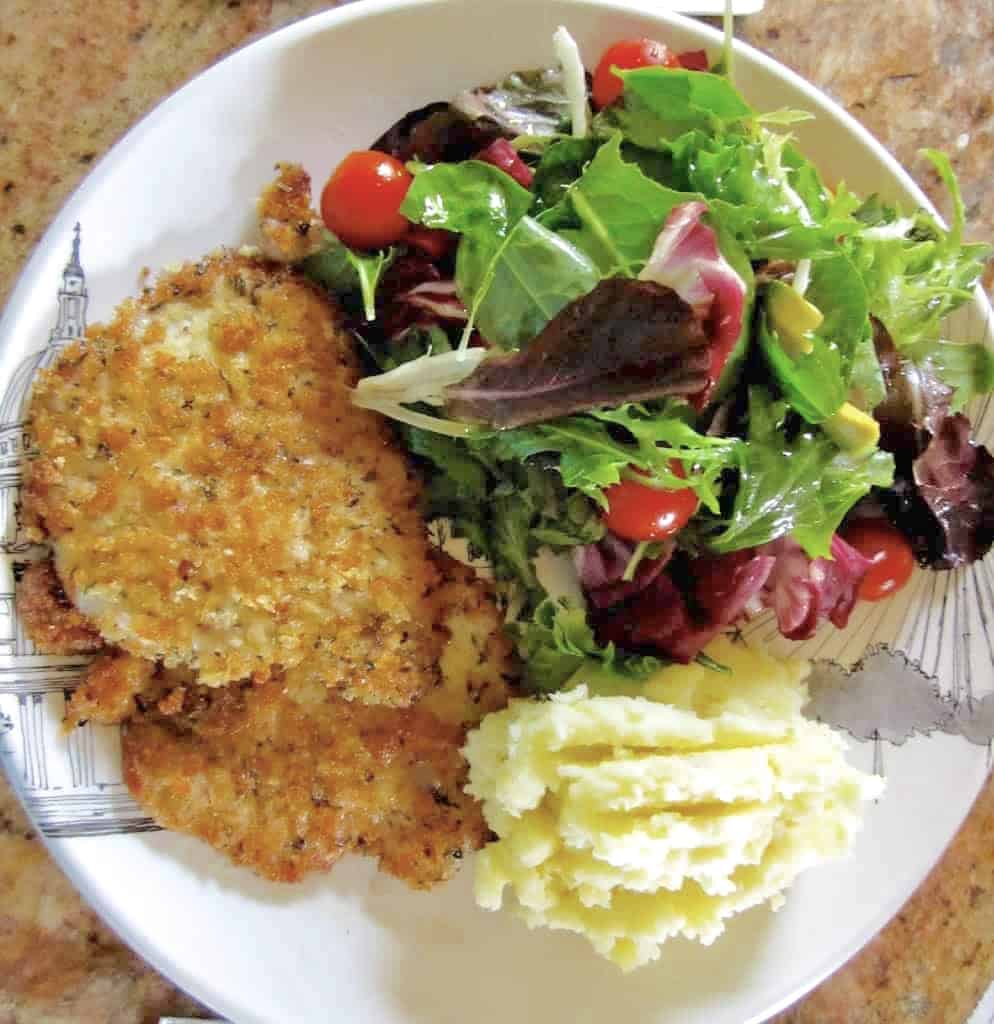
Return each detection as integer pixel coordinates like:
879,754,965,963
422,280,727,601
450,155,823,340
586,533,866,662
445,277,709,428
591,549,774,664
757,534,870,641
573,532,673,610
475,139,535,189
638,201,748,400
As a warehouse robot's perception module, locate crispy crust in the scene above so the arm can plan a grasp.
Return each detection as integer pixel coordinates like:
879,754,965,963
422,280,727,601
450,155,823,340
256,163,324,263
118,561,517,887
16,559,101,655
23,254,442,701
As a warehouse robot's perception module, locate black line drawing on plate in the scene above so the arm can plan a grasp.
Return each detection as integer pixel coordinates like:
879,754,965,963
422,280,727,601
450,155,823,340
0,224,88,554
0,225,158,837
805,646,994,774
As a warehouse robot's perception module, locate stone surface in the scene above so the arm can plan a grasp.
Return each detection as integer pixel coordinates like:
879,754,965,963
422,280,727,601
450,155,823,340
0,1,992,1022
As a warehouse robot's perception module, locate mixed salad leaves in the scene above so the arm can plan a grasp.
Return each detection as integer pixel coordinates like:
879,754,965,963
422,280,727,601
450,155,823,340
304,27,993,691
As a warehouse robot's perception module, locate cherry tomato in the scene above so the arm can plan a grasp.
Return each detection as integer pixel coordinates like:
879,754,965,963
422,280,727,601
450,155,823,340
603,469,698,542
320,150,412,251
843,521,915,602
592,37,681,110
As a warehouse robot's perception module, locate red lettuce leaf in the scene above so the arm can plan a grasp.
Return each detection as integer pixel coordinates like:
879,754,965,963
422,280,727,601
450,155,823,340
870,317,994,568
371,101,505,163
873,316,951,455
573,532,673,610
912,413,994,568
445,277,709,428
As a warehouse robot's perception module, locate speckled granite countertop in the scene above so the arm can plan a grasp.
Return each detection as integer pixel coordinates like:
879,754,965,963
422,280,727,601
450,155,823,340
1,2,992,1021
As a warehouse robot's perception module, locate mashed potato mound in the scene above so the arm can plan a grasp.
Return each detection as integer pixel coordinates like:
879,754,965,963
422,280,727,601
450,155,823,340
463,637,883,971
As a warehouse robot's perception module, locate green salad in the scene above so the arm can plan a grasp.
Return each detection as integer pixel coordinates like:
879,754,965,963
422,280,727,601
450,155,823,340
301,25,993,692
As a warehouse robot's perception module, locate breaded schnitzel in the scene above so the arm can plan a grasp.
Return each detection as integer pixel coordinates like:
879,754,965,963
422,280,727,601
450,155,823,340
58,559,517,887
23,255,443,703
16,559,101,655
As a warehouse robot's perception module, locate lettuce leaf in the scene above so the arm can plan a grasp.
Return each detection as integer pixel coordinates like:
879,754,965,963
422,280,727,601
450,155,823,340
401,159,598,347
708,390,894,558
511,598,664,692
849,150,990,353
301,230,394,321
911,340,994,412
486,402,739,512
605,67,753,146
540,134,694,276
470,217,600,347
531,136,597,211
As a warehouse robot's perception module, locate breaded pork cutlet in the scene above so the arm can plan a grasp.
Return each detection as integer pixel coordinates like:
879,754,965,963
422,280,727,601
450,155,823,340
23,254,445,704
57,559,517,887
16,559,102,655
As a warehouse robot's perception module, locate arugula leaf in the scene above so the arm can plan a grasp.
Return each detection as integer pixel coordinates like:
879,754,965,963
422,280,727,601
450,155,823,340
708,390,894,558
487,402,739,513
301,230,394,321
541,134,694,276
608,67,753,145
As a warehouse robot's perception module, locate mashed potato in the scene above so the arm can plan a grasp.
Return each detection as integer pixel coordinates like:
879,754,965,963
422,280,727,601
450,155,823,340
463,637,883,970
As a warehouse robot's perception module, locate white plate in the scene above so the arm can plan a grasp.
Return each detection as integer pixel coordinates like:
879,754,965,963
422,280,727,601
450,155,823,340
1,2,992,1022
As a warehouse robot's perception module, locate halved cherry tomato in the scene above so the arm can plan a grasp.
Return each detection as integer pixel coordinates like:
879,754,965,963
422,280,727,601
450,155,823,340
603,466,698,542
320,150,412,251
592,37,681,110
843,521,915,602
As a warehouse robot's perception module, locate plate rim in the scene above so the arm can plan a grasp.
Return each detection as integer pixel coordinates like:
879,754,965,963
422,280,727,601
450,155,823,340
2,2,992,1022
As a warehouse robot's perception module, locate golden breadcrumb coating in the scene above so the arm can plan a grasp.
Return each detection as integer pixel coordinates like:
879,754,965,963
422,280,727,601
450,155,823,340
118,560,517,887
16,559,102,655
23,254,443,701
256,163,325,263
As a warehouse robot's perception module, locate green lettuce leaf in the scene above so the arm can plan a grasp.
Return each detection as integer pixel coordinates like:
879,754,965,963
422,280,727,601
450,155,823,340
909,340,994,412
540,134,694,276
608,66,753,145
849,150,990,351
531,136,597,211
511,598,664,692
468,216,600,348
487,402,739,513
758,312,845,424
708,390,894,558
401,159,598,348
301,230,394,321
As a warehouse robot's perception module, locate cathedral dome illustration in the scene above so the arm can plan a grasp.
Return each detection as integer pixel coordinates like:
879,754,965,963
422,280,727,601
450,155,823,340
0,224,88,552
